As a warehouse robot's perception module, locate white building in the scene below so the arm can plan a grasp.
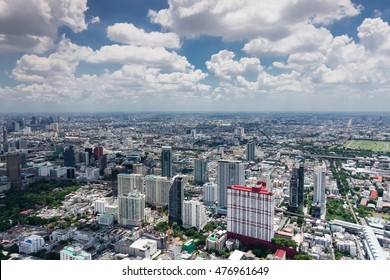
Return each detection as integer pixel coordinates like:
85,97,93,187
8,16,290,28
217,160,245,214
206,230,227,252
118,173,144,195
86,167,99,180
104,202,119,221
94,199,107,214
60,246,92,260
98,213,114,226
145,175,172,207
38,165,53,177
129,238,158,259
183,200,207,230
19,235,45,254
312,170,326,216
203,182,218,206
227,183,274,242
118,191,145,226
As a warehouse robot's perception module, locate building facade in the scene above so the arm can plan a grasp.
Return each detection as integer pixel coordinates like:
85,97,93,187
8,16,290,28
145,175,172,207
217,160,245,214
118,191,145,226
183,200,207,230
169,176,184,225
227,183,274,242
117,173,144,196
194,158,208,185
161,146,172,178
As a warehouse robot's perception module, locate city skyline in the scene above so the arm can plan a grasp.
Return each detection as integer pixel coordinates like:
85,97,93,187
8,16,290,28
1,0,390,112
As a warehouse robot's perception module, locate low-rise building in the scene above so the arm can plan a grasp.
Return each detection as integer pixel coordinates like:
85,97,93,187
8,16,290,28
60,246,92,260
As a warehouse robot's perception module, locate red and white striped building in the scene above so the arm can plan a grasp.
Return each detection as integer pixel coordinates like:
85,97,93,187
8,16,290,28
227,183,274,242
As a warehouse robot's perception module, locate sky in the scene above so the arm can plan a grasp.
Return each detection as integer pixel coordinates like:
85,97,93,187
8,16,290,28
1,0,390,113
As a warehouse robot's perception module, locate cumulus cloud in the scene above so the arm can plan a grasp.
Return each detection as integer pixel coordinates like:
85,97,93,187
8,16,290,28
149,0,361,41
0,0,88,53
107,23,180,49
91,16,100,24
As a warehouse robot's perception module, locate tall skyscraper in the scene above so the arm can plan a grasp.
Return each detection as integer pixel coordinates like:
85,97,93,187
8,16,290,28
118,191,145,226
161,146,172,178
117,174,144,196
227,183,274,242
94,145,103,160
6,153,22,188
217,160,245,214
183,200,207,230
289,169,299,211
312,170,326,218
98,154,107,175
169,176,184,226
145,175,172,207
2,126,8,154
63,146,76,167
289,157,305,212
203,182,218,206
194,158,208,185
246,141,255,162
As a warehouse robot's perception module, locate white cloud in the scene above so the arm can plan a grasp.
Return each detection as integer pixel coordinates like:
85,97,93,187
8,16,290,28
358,17,390,53
0,0,88,53
243,24,333,56
206,50,261,80
107,23,180,49
149,0,361,41
91,16,100,24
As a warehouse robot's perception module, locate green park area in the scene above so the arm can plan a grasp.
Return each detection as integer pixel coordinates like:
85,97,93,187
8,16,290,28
345,140,390,152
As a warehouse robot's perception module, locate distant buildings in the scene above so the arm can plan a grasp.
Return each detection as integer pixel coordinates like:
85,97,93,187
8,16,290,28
6,153,22,188
183,200,207,230
227,183,274,242
169,176,184,226
118,191,145,226
161,146,172,178
217,160,245,214
194,158,208,185
206,230,227,252
246,141,255,162
60,246,92,260
312,170,326,217
145,175,172,207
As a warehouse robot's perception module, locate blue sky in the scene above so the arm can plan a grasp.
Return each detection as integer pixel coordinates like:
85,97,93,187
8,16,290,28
1,0,390,112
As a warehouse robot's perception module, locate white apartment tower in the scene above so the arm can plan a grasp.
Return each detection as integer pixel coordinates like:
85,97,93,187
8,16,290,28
217,160,245,214
203,182,218,206
227,183,274,242
117,173,144,195
183,200,207,230
118,191,145,226
145,175,172,207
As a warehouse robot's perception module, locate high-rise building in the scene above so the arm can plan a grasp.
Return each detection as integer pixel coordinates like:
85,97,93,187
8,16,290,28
94,145,103,160
63,146,76,167
217,160,245,214
84,148,93,161
246,141,255,162
183,200,207,230
227,183,274,242
312,170,326,218
289,169,299,211
169,176,184,225
289,157,305,212
133,163,146,175
161,146,172,178
6,153,22,188
194,159,208,185
118,191,145,226
117,174,144,195
2,126,8,154
99,154,107,175
145,175,172,207
203,182,218,206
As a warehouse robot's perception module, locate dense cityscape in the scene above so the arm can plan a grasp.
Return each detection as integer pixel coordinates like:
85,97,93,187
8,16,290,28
0,112,389,261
